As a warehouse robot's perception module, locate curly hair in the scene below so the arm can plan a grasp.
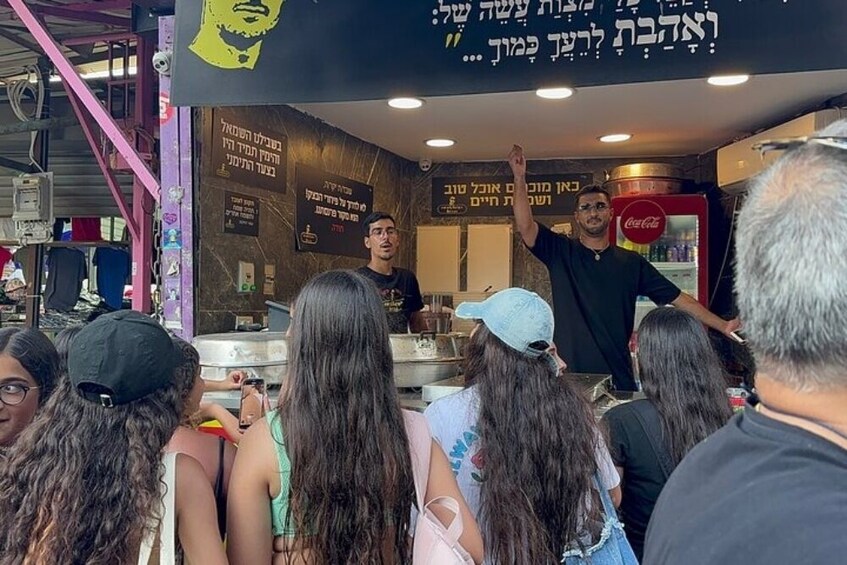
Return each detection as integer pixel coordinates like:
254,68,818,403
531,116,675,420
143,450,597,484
0,377,182,564
638,307,733,465
278,270,415,563
470,324,602,563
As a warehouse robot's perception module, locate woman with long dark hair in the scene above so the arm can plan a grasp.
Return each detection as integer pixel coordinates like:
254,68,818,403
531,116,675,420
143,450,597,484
227,270,483,564
425,288,633,564
603,307,733,559
0,311,227,564
167,337,237,538
0,327,59,450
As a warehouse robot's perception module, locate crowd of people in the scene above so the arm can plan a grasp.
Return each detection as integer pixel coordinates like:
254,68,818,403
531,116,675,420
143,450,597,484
0,119,844,563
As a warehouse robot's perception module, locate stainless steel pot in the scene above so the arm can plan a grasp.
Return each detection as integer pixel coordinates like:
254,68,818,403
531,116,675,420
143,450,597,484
194,331,464,389
193,332,288,384
389,332,459,361
604,163,684,197
390,332,464,387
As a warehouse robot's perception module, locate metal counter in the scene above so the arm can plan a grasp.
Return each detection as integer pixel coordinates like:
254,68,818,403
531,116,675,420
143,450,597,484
202,373,622,417
203,387,431,413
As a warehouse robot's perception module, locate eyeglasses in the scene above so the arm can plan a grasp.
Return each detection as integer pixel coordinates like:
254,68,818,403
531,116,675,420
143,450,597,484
369,227,398,237
576,202,609,213
752,136,847,158
0,383,39,407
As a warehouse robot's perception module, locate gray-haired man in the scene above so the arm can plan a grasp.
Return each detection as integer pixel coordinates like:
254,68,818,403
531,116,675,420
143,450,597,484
644,120,847,564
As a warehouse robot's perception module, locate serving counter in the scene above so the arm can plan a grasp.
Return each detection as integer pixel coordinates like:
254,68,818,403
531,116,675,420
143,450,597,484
202,372,618,416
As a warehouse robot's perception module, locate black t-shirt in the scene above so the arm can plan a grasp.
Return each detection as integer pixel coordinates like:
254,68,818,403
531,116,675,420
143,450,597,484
44,248,87,312
644,404,847,565
530,224,680,390
603,399,673,560
356,266,424,333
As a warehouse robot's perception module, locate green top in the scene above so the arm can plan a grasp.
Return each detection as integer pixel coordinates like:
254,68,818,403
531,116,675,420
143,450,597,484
267,410,297,537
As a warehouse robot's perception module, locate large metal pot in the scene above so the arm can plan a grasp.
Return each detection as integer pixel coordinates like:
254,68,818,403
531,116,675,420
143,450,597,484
193,332,288,384
605,163,684,197
390,332,463,387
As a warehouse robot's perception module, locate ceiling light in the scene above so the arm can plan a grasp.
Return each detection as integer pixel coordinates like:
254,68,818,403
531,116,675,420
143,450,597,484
707,74,749,87
599,133,632,143
388,97,424,109
535,87,574,100
425,138,455,148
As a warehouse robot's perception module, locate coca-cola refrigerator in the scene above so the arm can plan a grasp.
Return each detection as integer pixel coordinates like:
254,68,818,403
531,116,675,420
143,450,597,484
609,194,708,330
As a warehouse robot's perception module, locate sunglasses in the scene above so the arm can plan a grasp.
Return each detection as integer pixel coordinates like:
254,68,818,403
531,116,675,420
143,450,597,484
751,136,847,158
576,202,609,213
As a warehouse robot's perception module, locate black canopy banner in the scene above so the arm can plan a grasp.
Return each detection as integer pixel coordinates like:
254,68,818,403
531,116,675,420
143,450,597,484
432,173,593,217
172,1,847,106
294,164,373,259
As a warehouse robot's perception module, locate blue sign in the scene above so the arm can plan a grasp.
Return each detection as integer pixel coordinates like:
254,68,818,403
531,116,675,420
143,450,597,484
172,0,847,106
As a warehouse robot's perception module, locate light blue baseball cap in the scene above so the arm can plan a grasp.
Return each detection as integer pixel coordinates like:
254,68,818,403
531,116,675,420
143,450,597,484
455,288,554,357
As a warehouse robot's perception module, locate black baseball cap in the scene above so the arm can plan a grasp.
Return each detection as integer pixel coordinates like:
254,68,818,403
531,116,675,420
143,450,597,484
68,310,181,407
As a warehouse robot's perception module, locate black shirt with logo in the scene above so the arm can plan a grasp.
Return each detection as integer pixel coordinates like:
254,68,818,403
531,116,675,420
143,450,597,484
530,224,680,390
645,404,847,564
356,266,424,334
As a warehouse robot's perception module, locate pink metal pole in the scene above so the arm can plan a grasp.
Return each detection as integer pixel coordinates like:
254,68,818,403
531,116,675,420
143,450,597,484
64,86,140,241
7,0,160,201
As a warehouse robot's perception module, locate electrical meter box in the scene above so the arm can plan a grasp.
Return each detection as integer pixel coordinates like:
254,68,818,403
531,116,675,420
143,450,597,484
12,173,53,222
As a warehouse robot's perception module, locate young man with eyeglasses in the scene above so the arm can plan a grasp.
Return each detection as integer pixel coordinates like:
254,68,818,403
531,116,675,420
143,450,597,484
356,211,424,334
508,145,738,391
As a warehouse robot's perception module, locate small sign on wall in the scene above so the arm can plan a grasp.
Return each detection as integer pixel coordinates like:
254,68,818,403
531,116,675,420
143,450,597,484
224,191,259,237
210,107,287,193
432,173,593,217
294,164,373,259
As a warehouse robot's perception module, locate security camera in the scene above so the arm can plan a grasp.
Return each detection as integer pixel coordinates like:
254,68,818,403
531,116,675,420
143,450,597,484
152,50,172,76
419,158,432,172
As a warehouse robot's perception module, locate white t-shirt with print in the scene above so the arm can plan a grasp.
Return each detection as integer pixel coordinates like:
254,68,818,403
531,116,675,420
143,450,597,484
424,385,620,519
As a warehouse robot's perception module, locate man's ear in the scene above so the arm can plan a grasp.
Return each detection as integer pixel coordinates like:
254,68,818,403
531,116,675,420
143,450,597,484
364,236,371,250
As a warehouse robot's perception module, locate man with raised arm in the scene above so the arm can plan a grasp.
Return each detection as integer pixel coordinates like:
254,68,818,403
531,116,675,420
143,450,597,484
508,145,738,390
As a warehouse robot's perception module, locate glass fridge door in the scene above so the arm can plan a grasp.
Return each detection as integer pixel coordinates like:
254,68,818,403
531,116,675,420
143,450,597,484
616,214,700,329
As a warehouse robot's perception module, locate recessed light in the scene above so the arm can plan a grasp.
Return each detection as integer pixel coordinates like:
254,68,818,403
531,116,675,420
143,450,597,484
535,87,574,100
425,138,455,148
599,133,632,143
388,97,424,109
707,74,749,87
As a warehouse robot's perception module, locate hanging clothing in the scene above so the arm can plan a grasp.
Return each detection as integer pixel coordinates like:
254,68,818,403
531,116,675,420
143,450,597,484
71,218,102,242
0,247,12,278
44,248,87,311
94,247,130,309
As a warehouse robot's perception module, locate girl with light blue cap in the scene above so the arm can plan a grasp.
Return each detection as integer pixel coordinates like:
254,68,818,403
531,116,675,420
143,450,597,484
425,288,637,564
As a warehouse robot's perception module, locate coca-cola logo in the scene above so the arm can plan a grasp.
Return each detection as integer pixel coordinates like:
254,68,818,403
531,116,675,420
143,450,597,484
619,200,666,244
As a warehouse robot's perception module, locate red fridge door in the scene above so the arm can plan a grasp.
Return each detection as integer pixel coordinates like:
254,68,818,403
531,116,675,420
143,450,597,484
610,194,709,329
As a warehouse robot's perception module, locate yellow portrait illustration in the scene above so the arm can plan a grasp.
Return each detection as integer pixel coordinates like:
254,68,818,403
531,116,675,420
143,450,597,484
189,0,287,70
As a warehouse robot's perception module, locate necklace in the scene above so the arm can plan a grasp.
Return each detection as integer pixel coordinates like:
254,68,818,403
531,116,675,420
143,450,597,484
580,239,609,261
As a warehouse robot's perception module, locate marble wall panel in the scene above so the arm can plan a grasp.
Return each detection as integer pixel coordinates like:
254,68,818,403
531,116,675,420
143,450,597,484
196,106,415,334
